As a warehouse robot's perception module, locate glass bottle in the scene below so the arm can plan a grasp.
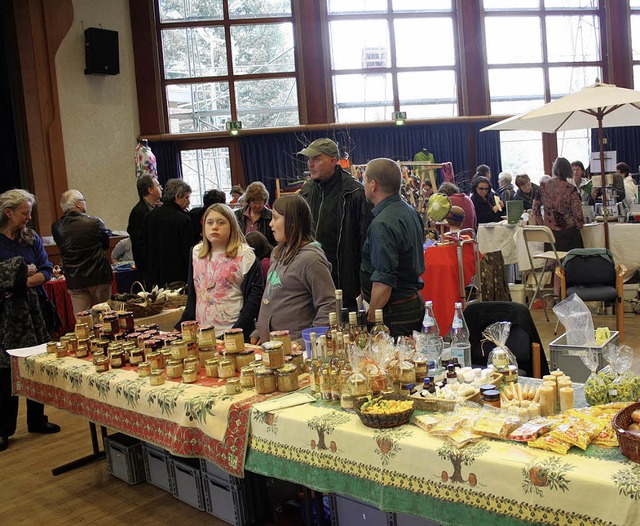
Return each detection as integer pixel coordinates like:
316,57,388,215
421,301,439,337
450,302,471,367
370,309,390,341
340,308,349,332
357,310,369,349
348,311,359,345
334,289,343,330
309,331,318,395
326,312,339,356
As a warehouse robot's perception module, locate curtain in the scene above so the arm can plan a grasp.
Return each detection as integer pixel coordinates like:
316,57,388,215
149,141,182,187
591,127,640,175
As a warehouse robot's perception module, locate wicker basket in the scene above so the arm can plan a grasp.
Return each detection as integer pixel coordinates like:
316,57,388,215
613,402,640,463
164,294,188,310
355,394,414,429
108,281,166,319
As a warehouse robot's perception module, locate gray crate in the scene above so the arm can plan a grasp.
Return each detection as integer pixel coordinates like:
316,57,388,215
170,457,206,511
330,494,392,526
200,457,238,486
550,330,619,382
203,472,253,526
142,442,173,492
104,433,146,485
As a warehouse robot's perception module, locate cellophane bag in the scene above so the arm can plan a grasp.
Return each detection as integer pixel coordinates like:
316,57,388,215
482,321,518,372
552,293,595,346
604,345,640,403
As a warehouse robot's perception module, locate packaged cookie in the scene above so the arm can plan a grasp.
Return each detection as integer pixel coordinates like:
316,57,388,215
472,411,521,439
527,434,572,455
508,418,555,442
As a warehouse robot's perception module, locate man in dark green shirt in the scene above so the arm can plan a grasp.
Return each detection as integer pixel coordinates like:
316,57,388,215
361,158,425,337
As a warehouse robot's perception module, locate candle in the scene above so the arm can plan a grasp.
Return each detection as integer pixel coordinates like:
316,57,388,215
528,403,541,419
550,370,564,379
559,387,574,412
557,378,572,392
542,380,557,408
538,386,555,416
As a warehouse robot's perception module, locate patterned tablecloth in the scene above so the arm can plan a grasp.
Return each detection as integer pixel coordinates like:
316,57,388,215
246,397,640,526
10,344,306,477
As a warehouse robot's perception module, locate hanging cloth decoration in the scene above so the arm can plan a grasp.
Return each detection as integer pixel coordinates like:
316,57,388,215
135,140,157,178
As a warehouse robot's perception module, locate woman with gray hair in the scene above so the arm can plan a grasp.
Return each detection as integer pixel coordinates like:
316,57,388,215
141,178,195,287
234,181,276,246
0,189,60,451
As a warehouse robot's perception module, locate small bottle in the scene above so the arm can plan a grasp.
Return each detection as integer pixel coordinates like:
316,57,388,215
450,302,471,367
357,310,369,349
421,377,435,396
370,309,390,341
348,311,359,345
446,363,458,384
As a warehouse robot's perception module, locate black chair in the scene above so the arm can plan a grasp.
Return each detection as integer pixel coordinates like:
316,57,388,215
463,301,550,378
556,248,627,342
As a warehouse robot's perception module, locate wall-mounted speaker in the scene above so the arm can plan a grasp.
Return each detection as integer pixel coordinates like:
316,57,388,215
84,27,119,75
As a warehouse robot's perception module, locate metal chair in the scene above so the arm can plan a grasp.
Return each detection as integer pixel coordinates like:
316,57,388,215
556,248,627,342
521,226,568,322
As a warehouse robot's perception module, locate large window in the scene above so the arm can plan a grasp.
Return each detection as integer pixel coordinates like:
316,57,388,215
158,0,299,133
180,147,232,206
326,1,458,123
631,1,640,87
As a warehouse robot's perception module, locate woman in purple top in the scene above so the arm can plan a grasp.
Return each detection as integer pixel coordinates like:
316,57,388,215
0,189,60,451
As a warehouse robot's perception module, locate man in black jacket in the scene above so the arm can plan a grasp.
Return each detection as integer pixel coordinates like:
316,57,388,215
127,175,162,271
52,190,113,313
140,179,195,288
299,138,372,311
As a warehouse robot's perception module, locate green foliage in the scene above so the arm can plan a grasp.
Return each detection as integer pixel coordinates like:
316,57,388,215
437,441,490,465
612,464,640,500
87,371,118,399
183,392,230,424
146,384,190,417
62,364,92,390
114,378,147,408
307,411,351,433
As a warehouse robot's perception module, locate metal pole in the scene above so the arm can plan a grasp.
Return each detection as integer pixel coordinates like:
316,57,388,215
598,114,611,249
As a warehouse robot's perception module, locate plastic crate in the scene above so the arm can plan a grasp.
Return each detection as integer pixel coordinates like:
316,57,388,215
104,433,146,485
549,330,619,382
170,456,206,511
203,472,253,526
142,442,173,492
330,494,392,526
200,458,238,486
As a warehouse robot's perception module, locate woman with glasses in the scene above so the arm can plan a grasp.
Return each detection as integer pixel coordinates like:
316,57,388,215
470,176,503,224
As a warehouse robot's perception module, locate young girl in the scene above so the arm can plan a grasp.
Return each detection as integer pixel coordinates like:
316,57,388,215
245,231,273,281
178,204,263,339
253,194,334,344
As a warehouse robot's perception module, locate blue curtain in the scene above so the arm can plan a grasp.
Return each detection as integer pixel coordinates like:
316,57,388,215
590,126,640,174
239,121,502,201
149,140,182,187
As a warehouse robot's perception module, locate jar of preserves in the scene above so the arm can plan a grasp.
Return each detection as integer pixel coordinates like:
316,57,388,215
149,370,165,386
75,322,91,340
170,339,188,360
129,348,145,365
117,311,135,332
143,338,162,358
182,368,198,384
102,313,119,335
239,366,255,388
235,350,255,372
221,352,237,372
109,350,125,368
226,377,242,395
261,341,285,369
255,367,276,394
198,345,217,367
186,340,199,358
224,328,245,353
147,351,163,371
288,350,304,372
56,346,68,359
95,357,110,373
218,359,235,379
198,325,216,347
181,320,199,343
483,389,501,408
138,361,152,377
269,330,291,355
92,349,105,365
76,310,94,328
66,336,79,356
276,364,299,392
204,358,220,378
183,356,200,372
46,341,58,354
166,359,184,379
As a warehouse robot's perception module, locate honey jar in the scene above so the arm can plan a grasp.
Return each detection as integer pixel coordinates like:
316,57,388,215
276,364,299,392
198,345,217,368
186,340,199,358
226,377,242,395
92,349,105,365
170,339,188,360
109,350,125,368
223,328,245,353
74,344,88,358
183,356,199,372
117,311,135,332
181,320,199,343
149,370,165,386
75,310,94,328
66,336,79,356
255,367,276,394
235,350,255,372
269,330,291,355
102,313,119,335
92,323,103,338
129,348,145,365
166,359,184,379
218,359,235,379
138,361,152,377
239,366,255,388
261,341,285,369
147,351,163,370
198,325,216,347
288,350,304,372
221,352,237,372
95,357,110,372
75,322,91,340
56,346,68,359
46,341,58,354
204,358,220,378
182,368,198,384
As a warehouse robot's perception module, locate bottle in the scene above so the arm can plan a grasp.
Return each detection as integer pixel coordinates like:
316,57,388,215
370,309,390,341
357,310,369,349
335,289,343,330
309,331,318,394
340,308,349,332
421,301,439,337
348,311,359,345
446,363,458,384
450,302,471,367
326,312,339,356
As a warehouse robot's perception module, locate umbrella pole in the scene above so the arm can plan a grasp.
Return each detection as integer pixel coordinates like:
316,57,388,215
598,116,611,250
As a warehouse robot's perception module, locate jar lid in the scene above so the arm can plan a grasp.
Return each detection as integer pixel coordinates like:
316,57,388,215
237,349,255,356
219,359,233,366
480,384,496,392
150,370,163,376
270,330,290,337
95,357,108,364
276,364,297,375
255,367,274,377
224,328,243,335
205,358,220,365
262,341,284,351
240,366,255,374
483,389,500,397
166,359,182,366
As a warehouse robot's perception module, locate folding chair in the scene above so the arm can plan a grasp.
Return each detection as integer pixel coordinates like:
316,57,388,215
521,226,568,322
556,248,627,342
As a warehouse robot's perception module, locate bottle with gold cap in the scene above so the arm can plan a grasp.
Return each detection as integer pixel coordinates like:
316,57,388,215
370,309,390,341
348,311,359,345
326,312,339,356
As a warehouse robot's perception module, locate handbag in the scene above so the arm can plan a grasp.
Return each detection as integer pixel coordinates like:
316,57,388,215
38,293,63,336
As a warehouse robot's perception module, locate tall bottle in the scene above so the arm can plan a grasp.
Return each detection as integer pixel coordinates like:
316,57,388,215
421,301,439,337
309,331,318,395
370,309,390,341
335,289,343,330
340,308,349,332
450,302,471,367
326,312,339,356
357,309,369,349
348,311,359,345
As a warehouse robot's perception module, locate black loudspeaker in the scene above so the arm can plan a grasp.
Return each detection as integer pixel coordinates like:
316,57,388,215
84,27,119,75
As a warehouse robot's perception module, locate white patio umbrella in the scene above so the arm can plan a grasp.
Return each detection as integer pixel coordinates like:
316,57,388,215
482,81,640,248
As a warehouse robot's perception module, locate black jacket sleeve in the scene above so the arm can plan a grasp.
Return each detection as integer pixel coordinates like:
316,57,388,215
233,258,264,340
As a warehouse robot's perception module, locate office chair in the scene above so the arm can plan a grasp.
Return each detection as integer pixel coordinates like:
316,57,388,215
522,226,568,322
463,301,550,378
556,248,627,342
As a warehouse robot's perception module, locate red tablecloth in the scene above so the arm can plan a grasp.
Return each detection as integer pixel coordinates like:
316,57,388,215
420,242,476,336
44,275,118,334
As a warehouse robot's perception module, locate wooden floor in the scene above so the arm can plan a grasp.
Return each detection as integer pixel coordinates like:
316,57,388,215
1,306,638,525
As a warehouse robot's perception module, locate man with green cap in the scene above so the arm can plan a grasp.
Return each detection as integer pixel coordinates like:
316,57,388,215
299,138,372,311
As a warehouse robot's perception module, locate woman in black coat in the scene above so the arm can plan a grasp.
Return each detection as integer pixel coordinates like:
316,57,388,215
470,176,503,224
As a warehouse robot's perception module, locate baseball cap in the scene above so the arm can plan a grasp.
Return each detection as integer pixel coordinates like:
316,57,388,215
298,138,340,159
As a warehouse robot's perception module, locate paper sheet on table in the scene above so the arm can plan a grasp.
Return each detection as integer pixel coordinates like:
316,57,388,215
252,392,316,413
7,343,47,358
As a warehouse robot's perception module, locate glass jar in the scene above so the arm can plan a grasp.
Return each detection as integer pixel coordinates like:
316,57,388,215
117,311,135,332
235,350,255,372
46,341,58,354
483,389,501,407
198,325,216,347
110,350,125,368
76,344,90,358
239,366,255,388
129,348,145,365
261,341,285,369
92,349,105,365
198,345,217,368
166,359,184,379
75,322,91,340
218,359,235,379
181,320,199,343
149,369,165,386
269,330,291,355
76,310,94,328
288,351,304,372
138,361,152,377
182,368,198,384
276,364,299,392
170,339,188,360
95,357,110,372
147,351,163,371
399,361,416,384
204,358,220,378
102,313,119,335
226,377,242,395
340,371,370,412
224,328,245,353
413,359,427,383
66,336,79,356
183,356,200,371
56,346,68,359
255,367,276,394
